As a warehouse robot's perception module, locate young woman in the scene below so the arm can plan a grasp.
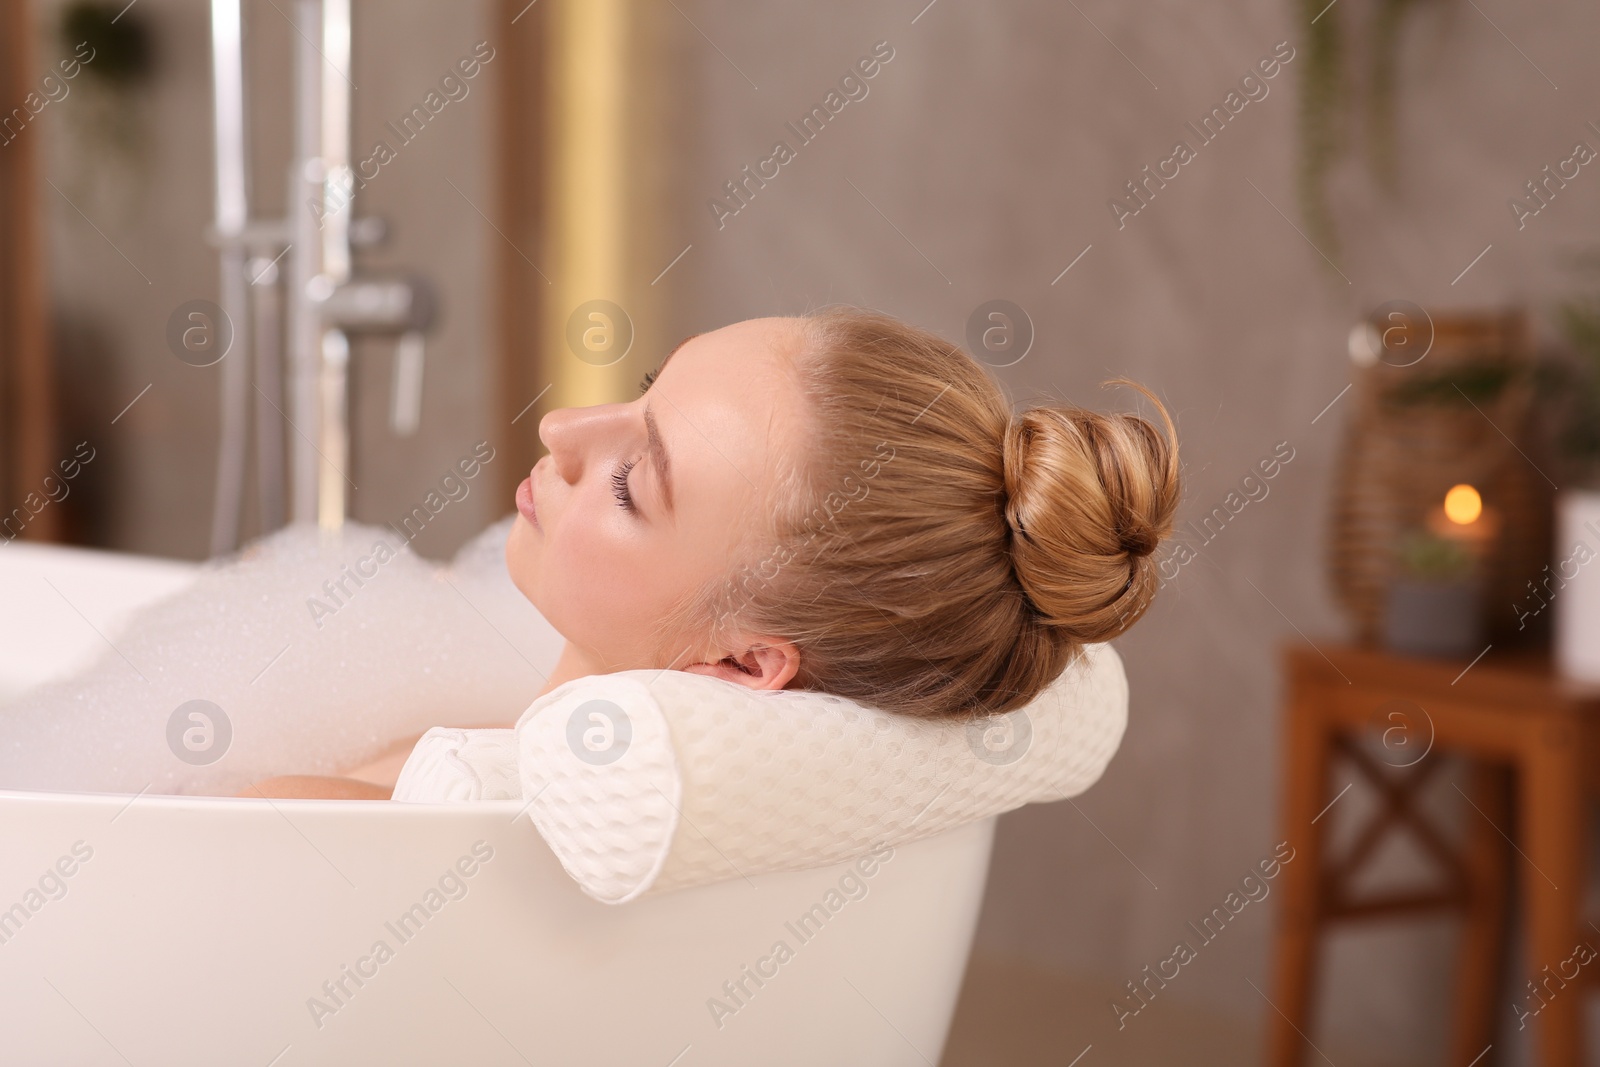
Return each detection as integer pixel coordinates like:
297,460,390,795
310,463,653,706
244,307,1180,799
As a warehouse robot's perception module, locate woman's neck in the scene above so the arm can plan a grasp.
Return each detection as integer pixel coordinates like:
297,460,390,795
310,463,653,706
537,642,607,698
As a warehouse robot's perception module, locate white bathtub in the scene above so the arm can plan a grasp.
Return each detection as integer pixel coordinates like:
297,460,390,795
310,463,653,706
0,541,993,1065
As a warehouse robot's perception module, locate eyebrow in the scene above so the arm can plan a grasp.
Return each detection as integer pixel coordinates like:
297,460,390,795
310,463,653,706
644,405,673,517
661,333,698,370
639,334,695,518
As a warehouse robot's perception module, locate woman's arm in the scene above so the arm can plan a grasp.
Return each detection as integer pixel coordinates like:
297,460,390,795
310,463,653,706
236,721,515,800
342,730,430,788
237,776,393,800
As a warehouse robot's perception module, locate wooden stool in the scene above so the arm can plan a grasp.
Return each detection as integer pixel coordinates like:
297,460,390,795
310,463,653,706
1264,641,1600,1067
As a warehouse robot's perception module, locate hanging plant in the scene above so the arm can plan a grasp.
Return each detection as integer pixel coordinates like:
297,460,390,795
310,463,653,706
56,1,156,222
1297,0,1436,269
1543,251,1600,488
61,1,152,81
1297,0,1344,259
1366,0,1422,189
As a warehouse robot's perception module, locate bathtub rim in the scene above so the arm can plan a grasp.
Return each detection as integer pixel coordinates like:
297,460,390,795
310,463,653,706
0,785,527,815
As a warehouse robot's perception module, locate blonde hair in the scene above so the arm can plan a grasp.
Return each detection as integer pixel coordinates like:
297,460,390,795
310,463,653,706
661,307,1181,719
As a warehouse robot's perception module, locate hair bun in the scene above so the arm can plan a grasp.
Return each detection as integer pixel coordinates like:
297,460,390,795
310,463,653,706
1116,518,1160,558
1001,383,1180,642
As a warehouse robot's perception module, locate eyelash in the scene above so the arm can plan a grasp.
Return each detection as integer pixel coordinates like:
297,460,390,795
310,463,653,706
618,365,659,509
611,459,638,513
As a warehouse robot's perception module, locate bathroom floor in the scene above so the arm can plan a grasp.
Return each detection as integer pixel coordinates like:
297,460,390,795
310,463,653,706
940,953,1414,1067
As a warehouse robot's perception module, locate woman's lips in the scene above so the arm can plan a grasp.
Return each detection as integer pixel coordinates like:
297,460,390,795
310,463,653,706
515,472,539,528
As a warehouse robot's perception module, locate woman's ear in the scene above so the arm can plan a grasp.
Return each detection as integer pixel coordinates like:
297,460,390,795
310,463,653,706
681,636,800,691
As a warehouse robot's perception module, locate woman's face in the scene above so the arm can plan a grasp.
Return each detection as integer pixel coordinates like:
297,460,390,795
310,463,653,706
505,317,807,674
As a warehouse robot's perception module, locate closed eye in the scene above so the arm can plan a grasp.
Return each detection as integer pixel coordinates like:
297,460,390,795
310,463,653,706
610,458,638,513
638,369,658,395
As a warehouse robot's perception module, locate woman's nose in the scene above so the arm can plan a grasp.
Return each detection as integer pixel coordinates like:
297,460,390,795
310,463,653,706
538,403,627,484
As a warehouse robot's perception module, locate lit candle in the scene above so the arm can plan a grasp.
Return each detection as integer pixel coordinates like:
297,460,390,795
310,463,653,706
1426,483,1500,555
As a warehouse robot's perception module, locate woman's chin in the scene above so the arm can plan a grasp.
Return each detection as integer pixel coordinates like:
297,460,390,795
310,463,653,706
504,518,540,593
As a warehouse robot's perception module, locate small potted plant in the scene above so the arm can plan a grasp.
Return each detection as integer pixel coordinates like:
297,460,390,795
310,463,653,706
1549,294,1600,682
1383,529,1483,659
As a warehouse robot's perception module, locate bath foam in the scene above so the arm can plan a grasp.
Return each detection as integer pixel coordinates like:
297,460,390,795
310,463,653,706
0,516,560,796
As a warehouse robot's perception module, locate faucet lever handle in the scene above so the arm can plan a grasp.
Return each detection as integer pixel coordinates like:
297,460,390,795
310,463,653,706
390,329,425,436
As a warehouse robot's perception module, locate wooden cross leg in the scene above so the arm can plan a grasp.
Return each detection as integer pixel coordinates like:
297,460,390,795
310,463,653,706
1264,642,1599,1067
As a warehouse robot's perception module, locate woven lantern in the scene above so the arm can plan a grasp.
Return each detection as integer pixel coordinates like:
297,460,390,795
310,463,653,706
1327,309,1553,647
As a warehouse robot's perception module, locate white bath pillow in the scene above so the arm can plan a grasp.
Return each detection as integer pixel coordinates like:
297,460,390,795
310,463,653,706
395,642,1128,904
391,728,521,802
